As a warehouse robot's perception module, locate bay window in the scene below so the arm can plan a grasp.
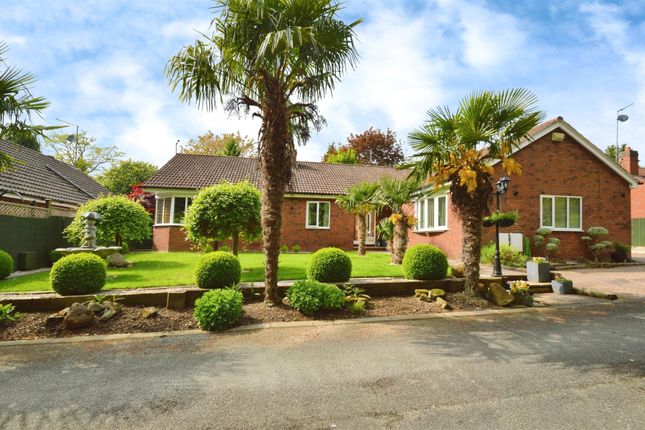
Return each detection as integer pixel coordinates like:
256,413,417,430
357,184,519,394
155,196,193,225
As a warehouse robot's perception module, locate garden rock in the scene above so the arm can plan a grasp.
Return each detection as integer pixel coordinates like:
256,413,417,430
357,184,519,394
451,263,465,278
86,301,103,313
141,307,158,319
107,252,132,268
97,302,122,322
436,297,451,310
487,283,514,307
63,303,96,329
430,289,446,300
282,296,291,307
45,314,64,329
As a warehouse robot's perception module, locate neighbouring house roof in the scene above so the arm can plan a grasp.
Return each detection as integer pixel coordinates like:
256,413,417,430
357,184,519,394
499,117,640,188
143,153,410,195
0,139,108,206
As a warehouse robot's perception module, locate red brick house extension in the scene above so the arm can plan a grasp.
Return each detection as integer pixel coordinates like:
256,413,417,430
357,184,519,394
619,146,645,246
142,155,407,251
408,117,639,260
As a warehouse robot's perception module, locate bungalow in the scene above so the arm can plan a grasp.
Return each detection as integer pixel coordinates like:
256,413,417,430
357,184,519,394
0,139,108,268
618,146,645,246
142,155,408,251
408,117,639,260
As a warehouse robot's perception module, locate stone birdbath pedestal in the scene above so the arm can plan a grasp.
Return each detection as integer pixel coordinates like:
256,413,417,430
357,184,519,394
55,212,121,259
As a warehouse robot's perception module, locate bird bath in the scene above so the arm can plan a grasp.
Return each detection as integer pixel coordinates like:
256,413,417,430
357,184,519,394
54,212,121,258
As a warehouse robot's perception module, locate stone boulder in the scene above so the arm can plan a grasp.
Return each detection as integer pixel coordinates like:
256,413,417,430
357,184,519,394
451,263,465,278
487,283,515,307
435,297,451,310
430,289,446,300
107,252,133,268
63,303,96,329
140,307,158,319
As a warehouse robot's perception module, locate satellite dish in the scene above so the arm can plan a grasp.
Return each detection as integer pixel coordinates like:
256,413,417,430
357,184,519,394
617,114,629,122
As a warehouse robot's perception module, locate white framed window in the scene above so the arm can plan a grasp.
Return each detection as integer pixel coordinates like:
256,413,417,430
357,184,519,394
155,196,193,225
540,195,582,231
414,194,448,232
306,201,331,229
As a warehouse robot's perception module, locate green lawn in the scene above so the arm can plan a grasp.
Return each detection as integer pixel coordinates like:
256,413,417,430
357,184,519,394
0,251,404,293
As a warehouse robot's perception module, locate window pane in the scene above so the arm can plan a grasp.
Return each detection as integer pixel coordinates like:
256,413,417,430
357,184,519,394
437,196,446,227
569,198,581,229
173,197,186,224
554,197,567,228
418,200,425,230
186,198,192,209
541,197,552,226
155,198,162,224
161,198,171,224
428,198,434,228
307,202,317,226
318,202,330,227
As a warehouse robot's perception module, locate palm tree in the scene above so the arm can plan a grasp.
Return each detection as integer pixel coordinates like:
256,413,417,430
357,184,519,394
336,182,379,256
166,0,361,304
0,41,53,170
375,176,420,264
408,89,544,294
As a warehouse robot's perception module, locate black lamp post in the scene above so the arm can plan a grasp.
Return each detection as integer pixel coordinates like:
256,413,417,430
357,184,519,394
492,176,511,277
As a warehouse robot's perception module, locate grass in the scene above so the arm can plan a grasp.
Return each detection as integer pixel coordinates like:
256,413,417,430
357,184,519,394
0,251,404,293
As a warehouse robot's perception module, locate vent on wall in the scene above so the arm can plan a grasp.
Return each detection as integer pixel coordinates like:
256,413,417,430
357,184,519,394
551,132,565,142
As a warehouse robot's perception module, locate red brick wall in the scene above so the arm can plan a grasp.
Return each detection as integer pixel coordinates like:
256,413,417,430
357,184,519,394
407,201,464,259
632,184,645,219
482,128,631,259
152,197,356,252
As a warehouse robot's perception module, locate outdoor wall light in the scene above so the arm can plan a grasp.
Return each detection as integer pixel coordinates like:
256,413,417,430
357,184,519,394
551,132,565,142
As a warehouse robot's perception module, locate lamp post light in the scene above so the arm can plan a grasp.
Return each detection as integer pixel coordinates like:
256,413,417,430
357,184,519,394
615,103,633,163
492,176,511,277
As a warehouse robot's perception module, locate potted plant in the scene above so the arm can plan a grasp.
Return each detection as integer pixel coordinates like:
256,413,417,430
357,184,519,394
526,256,550,282
482,210,518,228
509,280,533,306
551,276,573,294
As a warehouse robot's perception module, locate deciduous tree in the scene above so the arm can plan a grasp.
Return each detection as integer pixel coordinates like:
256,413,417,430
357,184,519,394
46,130,123,174
183,131,256,157
97,160,158,195
348,127,404,166
322,143,358,164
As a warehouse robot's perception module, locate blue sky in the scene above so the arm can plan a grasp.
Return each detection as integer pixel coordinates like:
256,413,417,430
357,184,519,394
2,0,645,169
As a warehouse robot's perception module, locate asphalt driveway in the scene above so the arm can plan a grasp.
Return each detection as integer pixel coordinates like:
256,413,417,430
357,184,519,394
1,300,643,429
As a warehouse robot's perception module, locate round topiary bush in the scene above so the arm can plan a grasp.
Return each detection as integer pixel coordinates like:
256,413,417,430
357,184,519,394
50,253,107,295
194,288,244,331
306,247,352,283
195,251,241,289
287,280,345,315
402,245,448,280
0,250,14,279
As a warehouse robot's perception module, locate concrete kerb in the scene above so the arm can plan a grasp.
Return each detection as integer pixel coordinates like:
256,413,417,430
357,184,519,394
0,297,619,348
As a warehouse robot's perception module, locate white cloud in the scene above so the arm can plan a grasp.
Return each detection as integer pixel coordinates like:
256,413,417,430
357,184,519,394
162,19,211,39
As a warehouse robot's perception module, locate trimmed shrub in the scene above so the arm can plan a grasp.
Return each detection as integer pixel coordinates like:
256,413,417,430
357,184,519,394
120,242,129,254
291,244,301,253
279,244,289,254
195,251,241,289
218,245,232,253
480,242,528,267
306,247,352,283
50,253,106,295
0,250,14,279
402,245,448,280
287,280,345,315
194,288,244,331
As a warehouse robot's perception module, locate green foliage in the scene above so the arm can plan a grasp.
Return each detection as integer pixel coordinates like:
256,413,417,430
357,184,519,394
306,247,352,283
182,181,261,254
218,245,232,253
287,280,345,315
120,242,129,255
182,131,255,157
611,241,629,263
480,243,528,267
581,226,613,262
376,218,394,242
46,130,123,174
323,144,358,164
402,245,448,280
336,182,380,215
0,250,14,279
291,244,301,253
50,250,63,264
533,228,559,260
64,195,152,246
97,160,157,195
523,237,532,257
50,253,107,295
483,211,518,227
194,251,242,289
375,176,421,214
0,303,21,324
280,245,289,254
193,288,244,331
342,284,370,313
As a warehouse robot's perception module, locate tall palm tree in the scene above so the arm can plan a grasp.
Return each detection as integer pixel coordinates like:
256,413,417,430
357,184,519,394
408,89,544,294
166,0,361,304
336,182,379,256
375,176,420,264
0,41,53,170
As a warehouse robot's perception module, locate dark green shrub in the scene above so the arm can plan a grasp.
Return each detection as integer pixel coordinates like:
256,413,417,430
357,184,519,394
280,244,289,254
50,250,63,264
483,211,519,227
291,244,301,253
287,280,345,315
120,242,129,254
306,247,352,282
402,245,448,280
194,288,244,331
0,250,13,279
195,251,241,289
50,253,107,295
480,243,528,267
218,245,232,253
611,241,629,263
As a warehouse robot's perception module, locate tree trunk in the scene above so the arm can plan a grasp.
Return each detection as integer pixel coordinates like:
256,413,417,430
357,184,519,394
232,231,239,256
356,214,366,256
461,204,483,295
391,215,408,264
259,77,294,305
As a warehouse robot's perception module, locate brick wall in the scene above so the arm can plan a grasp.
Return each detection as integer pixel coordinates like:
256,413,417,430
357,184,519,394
632,185,645,219
407,201,464,259
152,197,356,252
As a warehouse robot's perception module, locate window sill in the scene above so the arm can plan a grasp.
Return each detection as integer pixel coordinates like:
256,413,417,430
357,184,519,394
414,228,449,233
154,223,184,227
306,226,331,230
541,227,583,232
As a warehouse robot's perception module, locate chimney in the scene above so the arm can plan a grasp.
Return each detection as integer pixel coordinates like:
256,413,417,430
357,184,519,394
618,146,640,175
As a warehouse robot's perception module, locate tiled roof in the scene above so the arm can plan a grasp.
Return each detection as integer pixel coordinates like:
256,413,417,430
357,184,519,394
144,153,410,195
0,139,108,205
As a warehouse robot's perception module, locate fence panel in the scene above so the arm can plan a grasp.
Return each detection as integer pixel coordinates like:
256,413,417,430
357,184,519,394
632,219,645,247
